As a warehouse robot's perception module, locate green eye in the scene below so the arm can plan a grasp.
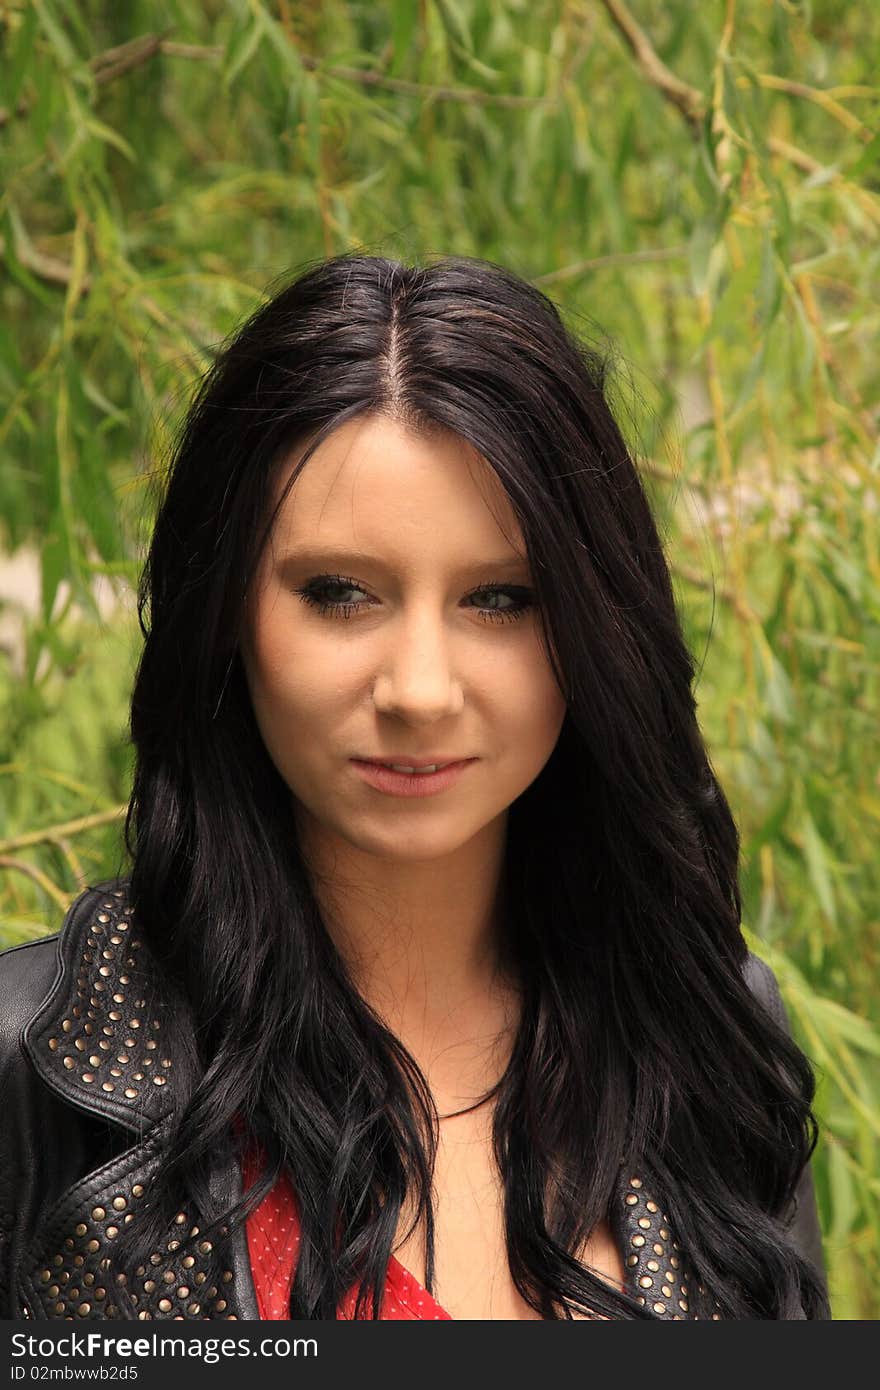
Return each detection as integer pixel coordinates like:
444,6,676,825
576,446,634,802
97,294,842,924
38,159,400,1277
468,586,535,623
295,575,535,623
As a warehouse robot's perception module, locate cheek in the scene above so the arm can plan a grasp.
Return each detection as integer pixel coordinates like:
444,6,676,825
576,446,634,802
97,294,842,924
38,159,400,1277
242,606,317,742
247,599,323,701
498,637,567,746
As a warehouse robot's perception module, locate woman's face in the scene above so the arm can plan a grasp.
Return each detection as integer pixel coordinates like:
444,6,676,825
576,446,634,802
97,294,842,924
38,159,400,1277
241,414,567,865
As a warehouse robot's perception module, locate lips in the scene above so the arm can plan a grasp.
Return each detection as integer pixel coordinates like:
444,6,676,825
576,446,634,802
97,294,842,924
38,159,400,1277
350,758,476,798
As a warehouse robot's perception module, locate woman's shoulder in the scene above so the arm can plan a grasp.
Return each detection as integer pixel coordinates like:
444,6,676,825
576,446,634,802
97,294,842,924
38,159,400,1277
0,878,132,1065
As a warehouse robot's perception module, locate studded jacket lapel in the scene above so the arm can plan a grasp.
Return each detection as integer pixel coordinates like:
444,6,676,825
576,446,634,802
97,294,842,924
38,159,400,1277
17,883,258,1320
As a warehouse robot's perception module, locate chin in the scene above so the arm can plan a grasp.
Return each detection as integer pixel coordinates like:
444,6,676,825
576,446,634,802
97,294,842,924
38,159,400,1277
343,820,485,864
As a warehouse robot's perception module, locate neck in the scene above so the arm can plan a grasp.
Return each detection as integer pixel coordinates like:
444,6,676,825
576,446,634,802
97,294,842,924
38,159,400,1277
296,807,521,1109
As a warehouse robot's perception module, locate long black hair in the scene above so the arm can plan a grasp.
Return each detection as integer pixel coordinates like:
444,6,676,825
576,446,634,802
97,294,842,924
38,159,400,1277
118,253,828,1319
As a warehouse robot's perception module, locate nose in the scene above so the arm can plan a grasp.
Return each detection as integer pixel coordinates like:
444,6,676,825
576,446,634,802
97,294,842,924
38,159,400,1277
371,607,465,722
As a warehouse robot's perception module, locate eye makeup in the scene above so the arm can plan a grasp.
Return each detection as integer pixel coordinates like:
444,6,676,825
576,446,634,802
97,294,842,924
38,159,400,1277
295,574,536,625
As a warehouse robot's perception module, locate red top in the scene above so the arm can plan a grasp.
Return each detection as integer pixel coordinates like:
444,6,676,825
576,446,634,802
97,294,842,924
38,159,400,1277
241,1142,452,1320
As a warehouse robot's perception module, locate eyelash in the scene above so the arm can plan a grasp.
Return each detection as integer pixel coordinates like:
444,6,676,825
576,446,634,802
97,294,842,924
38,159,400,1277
295,574,535,625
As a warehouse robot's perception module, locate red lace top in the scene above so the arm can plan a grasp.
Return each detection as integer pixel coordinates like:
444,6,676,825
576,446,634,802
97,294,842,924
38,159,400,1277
241,1143,452,1320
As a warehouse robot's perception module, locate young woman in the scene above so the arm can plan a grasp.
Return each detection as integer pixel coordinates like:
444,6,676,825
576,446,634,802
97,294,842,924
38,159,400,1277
0,255,829,1320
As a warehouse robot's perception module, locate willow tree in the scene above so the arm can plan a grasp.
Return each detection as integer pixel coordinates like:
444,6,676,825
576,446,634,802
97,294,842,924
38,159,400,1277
1,0,877,1317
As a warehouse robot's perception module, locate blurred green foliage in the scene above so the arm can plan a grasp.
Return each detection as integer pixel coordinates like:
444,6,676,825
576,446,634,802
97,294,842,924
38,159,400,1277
1,0,878,1318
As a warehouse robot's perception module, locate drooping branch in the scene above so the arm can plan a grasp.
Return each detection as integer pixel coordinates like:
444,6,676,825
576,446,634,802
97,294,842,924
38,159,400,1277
86,31,548,108
0,857,73,912
0,805,126,856
595,0,878,215
596,0,705,130
90,29,174,84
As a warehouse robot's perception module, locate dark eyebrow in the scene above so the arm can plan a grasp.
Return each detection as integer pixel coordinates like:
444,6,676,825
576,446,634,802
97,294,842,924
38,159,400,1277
277,548,532,577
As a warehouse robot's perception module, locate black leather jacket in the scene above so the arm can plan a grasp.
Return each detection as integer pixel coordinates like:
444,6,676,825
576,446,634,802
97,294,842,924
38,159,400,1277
0,879,827,1321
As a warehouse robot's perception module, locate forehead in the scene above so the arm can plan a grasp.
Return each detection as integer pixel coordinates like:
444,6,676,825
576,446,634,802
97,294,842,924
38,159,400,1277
267,414,526,562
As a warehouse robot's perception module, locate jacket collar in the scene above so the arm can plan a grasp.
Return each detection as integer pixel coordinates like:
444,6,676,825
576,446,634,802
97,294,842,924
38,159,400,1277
22,879,191,1135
